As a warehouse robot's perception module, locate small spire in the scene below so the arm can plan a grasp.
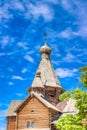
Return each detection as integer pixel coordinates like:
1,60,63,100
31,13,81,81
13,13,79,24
44,32,47,45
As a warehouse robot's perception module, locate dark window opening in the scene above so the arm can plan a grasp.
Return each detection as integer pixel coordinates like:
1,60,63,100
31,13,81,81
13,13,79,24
31,110,34,113
31,121,35,128
27,121,35,128
27,121,30,128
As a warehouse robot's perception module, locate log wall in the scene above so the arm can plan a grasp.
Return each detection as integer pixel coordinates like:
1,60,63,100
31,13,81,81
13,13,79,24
17,97,50,129
7,116,16,130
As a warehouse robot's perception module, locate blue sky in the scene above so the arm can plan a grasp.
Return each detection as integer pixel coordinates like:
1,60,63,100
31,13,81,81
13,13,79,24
0,0,87,129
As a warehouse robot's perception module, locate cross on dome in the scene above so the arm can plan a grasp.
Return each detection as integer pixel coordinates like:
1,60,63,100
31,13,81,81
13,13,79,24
40,33,51,55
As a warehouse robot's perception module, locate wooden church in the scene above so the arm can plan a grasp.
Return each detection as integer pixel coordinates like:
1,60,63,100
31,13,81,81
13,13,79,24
6,40,75,130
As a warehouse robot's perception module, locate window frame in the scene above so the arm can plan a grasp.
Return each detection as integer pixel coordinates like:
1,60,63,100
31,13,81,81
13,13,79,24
27,121,35,128
27,121,31,128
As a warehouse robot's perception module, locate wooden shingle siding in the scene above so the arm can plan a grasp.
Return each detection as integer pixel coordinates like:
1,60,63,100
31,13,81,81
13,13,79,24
17,97,50,129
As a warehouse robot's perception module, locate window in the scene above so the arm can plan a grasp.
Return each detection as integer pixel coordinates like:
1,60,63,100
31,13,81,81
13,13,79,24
31,121,35,128
27,121,30,128
27,121,35,128
31,110,34,113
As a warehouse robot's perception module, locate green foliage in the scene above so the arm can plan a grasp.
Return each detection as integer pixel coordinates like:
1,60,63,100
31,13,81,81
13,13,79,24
74,88,87,118
59,88,87,118
55,89,87,129
55,66,87,130
79,66,87,88
59,91,72,101
55,114,86,130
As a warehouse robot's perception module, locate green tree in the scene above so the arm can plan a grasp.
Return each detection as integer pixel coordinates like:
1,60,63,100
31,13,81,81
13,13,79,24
59,88,87,118
55,66,87,130
79,66,87,88
55,114,86,130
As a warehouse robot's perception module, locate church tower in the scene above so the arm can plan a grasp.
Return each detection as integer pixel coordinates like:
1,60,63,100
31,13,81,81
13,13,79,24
27,40,63,105
6,37,64,130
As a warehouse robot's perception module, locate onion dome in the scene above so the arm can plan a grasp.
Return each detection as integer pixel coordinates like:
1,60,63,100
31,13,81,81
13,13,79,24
40,43,51,55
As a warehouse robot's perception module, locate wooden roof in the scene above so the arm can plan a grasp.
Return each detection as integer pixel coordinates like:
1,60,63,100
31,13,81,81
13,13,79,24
14,92,61,112
31,72,44,88
6,100,22,116
30,44,62,90
56,100,67,112
52,99,78,124
6,92,62,116
63,99,78,114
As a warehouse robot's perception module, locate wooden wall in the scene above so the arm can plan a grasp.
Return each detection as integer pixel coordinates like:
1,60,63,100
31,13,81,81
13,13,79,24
51,109,59,121
17,96,50,129
7,116,16,130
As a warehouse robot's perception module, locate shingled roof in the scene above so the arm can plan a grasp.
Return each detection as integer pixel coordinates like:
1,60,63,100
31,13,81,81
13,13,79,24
6,100,23,116
56,100,67,112
6,91,62,117
63,99,78,114
14,92,61,112
52,99,78,124
30,43,62,90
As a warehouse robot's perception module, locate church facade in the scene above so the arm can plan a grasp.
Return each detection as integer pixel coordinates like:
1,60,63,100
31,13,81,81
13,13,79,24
6,42,66,130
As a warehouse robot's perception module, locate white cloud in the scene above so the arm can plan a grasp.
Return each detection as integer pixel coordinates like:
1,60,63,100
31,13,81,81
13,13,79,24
56,68,77,78
0,52,12,56
25,3,54,21
0,0,25,21
63,53,75,62
0,36,14,48
59,28,78,39
61,0,87,38
44,0,59,4
61,0,74,13
10,0,25,11
0,53,5,56
52,60,59,65
8,82,14,85
0,0,54,26
0,3,13,22
16,93,24,97
24,55,34,63
46,28,77,41
17,42,28,50
27,51,35,55
22,68,28,73
12,75,25,80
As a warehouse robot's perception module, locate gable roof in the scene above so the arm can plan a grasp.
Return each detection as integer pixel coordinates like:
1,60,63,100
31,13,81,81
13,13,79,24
56,100,67,112
6,92,62,117
63,99,78,114
14,92,61,112
6,100,23,116
52,99,78,124
32,92,60,111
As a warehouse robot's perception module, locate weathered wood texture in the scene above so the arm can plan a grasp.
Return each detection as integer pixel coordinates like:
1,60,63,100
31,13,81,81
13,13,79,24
7,116,16,130
51,110,59,121
17,97,50,129
6,96,58,130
